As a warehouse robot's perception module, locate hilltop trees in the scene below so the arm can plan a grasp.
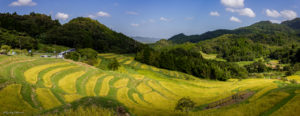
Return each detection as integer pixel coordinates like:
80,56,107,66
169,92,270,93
0,28,37,50
0,12,60,38
108,58,120,70
136,48,247,81
44,17,145,53
0,13,145,54
198,35,269,62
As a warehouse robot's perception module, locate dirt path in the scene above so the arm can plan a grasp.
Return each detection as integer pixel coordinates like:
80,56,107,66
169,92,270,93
205,91,255,110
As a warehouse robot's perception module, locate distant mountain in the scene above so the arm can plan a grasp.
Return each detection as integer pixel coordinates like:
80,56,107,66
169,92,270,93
131,36,161,43
282,18,300,30
169,19,299,44
282,18,300,36
168,29,233,44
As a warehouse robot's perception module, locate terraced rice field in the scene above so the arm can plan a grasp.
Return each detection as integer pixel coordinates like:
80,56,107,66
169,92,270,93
0,54,299,116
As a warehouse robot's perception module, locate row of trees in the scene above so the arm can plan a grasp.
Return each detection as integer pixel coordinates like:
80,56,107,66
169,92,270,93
198,35,269,62
136,47,248,81
269,45,300,64
0,28,37,50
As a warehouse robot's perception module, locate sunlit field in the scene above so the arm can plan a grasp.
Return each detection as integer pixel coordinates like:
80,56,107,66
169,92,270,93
0,55,299,115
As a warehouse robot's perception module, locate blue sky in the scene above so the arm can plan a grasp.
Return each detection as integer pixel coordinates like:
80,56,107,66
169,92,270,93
0,0,299,38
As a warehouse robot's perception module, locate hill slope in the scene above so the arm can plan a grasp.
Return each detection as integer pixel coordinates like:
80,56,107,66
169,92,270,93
0,55,299,115
0,13,145,54
169,20,299,44
44,17,145,53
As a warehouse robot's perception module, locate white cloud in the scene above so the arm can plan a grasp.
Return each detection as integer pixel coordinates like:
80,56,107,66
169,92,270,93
270,20,281,24
55,12,69,20
265,9,281,18
9,0,36,6
97,11,110,17
131,23,139,27
126,11,138,15
230,16,241,23
280,10,297,20
226,8,256,17
88,15,96,19
89,11,111,19
210,11,220,16
160,17,169,21
221,0,244,8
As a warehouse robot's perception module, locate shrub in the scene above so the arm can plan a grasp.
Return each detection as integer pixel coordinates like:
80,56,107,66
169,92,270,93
290,79,298,84
108,58,120,70
78,48,98,60
175,97,195,112
0,45,11,55
65,52,81,61
245,61,268,73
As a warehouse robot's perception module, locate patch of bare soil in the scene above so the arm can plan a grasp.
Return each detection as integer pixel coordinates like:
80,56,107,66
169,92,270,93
205,91,255,109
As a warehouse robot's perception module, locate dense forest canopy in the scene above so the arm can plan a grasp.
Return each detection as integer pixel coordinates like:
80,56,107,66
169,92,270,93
135,47,248,81
0,12,145,54
168,20,300,45
44,17,145,53
0,12,60,38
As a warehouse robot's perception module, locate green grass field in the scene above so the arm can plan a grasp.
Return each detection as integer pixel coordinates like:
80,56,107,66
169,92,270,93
0,54,299,115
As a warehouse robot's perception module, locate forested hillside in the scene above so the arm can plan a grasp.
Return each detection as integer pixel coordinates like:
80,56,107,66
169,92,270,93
169,20,300,45
0,12,145,54
44,17,145,53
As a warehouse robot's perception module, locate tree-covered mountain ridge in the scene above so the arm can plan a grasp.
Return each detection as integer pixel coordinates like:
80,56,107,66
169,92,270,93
0,12,145,54
169,18,300,44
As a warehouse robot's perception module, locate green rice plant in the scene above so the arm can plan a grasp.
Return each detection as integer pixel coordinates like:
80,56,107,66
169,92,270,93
113,78,129,88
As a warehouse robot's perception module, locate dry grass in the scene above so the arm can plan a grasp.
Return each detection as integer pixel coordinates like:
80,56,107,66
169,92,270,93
64,94,82,103
113,78,129,88
287,75,300,82
271,94,300,116
0,84,37,115
99,76,114,96
24,62,68,84
143,91,176,110
58,71,85,94
132,74,144,80
249,86,277,102
116,87,138,108
43,66,78,88
45,106,115,116
85,74,106,96
137,82,152,94
36,88,62,110
123,59,134,65
132,93,148,106
193,91,290,116
148,80,177,99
